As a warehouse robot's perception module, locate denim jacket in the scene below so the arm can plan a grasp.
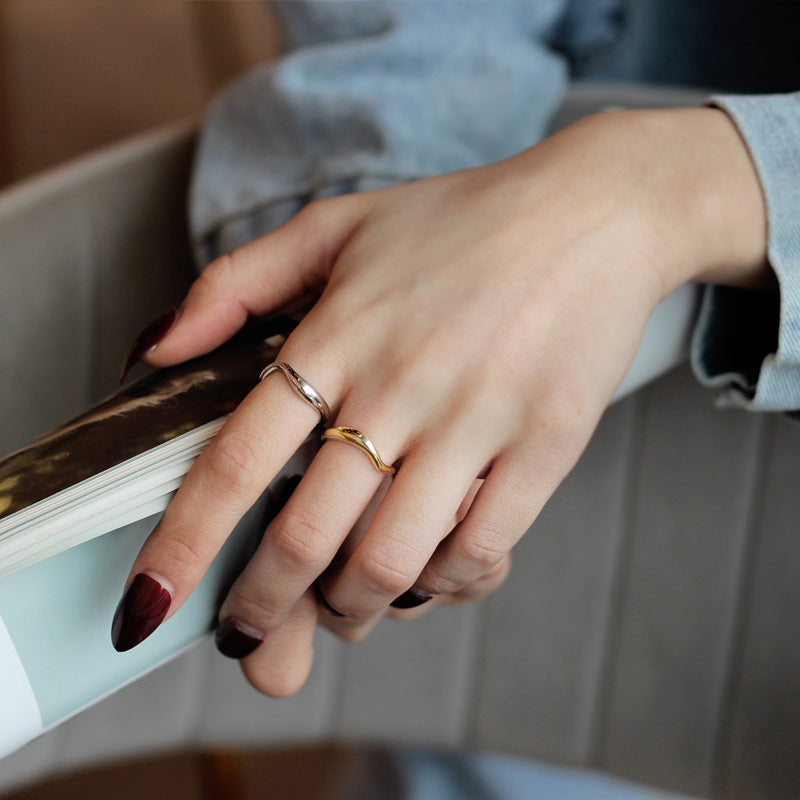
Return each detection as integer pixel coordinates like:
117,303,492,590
691,94,800,410
190,1,800,412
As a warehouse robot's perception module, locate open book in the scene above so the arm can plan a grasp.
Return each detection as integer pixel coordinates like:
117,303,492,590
0,318,315,758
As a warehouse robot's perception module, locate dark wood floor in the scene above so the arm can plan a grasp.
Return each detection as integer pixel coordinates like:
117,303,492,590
1,746,402,800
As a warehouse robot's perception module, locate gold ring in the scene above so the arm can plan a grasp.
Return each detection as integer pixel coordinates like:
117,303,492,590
321,426,396,474
260,362,330,424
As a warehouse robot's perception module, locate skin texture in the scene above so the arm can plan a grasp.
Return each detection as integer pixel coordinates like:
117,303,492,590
119,108,768,697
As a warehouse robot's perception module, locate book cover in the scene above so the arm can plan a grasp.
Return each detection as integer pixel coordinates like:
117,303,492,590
0,317,314,758
0,317,299,576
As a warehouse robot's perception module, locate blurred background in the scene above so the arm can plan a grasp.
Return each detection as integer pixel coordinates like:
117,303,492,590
3,0,799,191
0,0,279,188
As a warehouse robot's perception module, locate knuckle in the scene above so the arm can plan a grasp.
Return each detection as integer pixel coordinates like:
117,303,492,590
533,393,572,441
231,592,285,630
422,563,462,597
286,200,334,255
205,430,264,495
272,508,330,571
309,294,362,348
381,349,428,402
491,553,512,582
294,197,326,227
487,562,511,591
472,556,512,593
197,252,236,296
356,544,420,598
458,532,507,572
155,530,208,581
532,385,595,452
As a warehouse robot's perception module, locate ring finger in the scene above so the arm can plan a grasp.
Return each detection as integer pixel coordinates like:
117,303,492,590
216,412,404,640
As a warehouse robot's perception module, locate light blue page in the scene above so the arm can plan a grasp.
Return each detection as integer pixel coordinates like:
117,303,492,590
0,497,268,728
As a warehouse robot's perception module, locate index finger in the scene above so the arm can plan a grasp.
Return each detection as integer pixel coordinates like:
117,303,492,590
135,193,372,371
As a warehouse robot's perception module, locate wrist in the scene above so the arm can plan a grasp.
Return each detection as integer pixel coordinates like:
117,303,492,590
625,107,770,294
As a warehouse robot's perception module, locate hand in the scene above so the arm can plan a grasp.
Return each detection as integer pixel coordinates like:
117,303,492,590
111,107,767,696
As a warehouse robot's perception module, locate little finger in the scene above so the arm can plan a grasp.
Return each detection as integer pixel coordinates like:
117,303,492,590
415,436,585,597
441,552,511,605
385,552,510,622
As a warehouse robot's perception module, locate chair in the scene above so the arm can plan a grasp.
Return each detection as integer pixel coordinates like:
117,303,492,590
0,85,797,800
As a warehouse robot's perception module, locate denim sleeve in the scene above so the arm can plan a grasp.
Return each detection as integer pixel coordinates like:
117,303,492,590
548,0,624,73
190,1,571,265
690,92,800,411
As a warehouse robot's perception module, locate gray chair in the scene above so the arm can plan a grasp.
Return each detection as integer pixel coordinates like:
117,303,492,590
0,86,797,800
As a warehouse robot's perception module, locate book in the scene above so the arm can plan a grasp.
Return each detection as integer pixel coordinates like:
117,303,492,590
0,283,701,759
0,317,316,758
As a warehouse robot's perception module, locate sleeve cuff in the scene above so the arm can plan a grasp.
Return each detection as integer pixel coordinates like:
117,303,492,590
690,92,800,411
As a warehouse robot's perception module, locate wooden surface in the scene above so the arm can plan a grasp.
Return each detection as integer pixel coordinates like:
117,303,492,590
0,0,278,186
0,746,381,800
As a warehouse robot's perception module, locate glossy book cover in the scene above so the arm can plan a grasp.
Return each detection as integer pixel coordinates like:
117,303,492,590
0,317,293,522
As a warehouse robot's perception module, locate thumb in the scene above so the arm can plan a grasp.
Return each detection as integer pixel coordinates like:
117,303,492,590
123,194,371,375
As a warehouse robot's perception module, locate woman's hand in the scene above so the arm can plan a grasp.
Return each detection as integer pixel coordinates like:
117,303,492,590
111,107,768,696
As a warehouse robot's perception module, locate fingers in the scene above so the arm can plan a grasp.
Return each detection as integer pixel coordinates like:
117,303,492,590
320,479,507,635
213,416,479,650
415,428,590,598
318,414,589,635
386,553,511,621
218,589,319,698
446,552,511,603
315,430,493,624
143,194,371,367
214,432,393,640
112,349,331,651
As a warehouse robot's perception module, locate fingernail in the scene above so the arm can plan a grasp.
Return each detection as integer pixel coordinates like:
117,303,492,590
120,307,179,383
390,587,433,609
111,573,172,652
314,583,345,617
215,618,264,659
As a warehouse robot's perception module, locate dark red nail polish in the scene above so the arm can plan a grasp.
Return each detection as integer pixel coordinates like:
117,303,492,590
120,307,179,383
314,583,345,617
215,618,264,659
111,573,172,652
390,587,433,610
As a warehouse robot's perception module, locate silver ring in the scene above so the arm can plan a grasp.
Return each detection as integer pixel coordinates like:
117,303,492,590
259,361,330,424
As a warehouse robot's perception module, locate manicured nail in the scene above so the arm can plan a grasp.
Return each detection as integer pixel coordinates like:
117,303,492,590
111,573,172,652
314,583,345,617
120,307,179,383
390,587,433,610
215,618,264,659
